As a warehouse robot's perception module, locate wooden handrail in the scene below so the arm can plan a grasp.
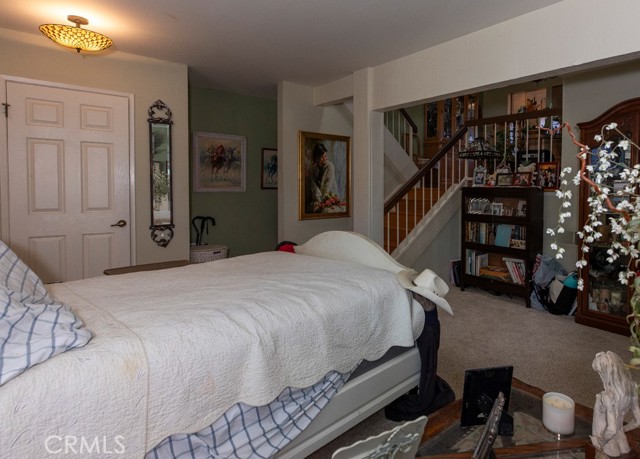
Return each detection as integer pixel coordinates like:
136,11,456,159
384,126,468,213
398,108,419,134
465,108,562,127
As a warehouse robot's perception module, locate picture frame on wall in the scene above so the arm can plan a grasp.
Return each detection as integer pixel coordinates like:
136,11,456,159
261,148,278,189
193,132,247,192
537,161,559,190
299,131,351,220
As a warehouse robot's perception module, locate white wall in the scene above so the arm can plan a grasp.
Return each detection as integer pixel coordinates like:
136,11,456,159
280,0,640,270
278,81,353,244
0,29,189,264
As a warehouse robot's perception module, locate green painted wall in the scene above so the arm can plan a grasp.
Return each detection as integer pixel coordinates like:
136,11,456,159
189,87,277,257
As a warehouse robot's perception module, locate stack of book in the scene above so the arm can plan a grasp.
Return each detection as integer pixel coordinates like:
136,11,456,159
478,265,511,282
503,257,526,285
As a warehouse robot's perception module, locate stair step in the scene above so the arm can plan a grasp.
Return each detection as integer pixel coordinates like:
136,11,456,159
385,218,424,231
388,205,432,217
406,187,445,197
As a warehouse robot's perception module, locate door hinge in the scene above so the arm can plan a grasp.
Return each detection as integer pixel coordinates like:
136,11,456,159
2,103,9,118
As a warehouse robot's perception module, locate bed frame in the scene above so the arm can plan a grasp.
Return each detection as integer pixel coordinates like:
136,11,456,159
278,347,421,458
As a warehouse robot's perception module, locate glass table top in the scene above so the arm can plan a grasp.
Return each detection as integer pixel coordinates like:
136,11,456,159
416,381,592,459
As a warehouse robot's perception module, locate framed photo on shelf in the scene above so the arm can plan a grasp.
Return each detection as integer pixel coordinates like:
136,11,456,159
496,173,513,186
261,148,278,189
510,239,526,249
473,166,487,187
516,200,527,217
193,132,247,192
491,202,503,216
537,161,559,190
299,131,351,220
513,172,532,186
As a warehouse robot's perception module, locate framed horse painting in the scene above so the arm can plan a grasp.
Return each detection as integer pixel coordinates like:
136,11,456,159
261,148,278,189
193,132,247,192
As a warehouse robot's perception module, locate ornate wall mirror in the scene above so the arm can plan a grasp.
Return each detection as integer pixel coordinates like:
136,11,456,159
148,100,174,247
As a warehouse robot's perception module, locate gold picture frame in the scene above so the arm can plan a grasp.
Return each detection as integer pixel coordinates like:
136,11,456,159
298,131,351,220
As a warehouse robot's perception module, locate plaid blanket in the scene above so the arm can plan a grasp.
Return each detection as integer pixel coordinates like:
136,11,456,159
147,370,350,459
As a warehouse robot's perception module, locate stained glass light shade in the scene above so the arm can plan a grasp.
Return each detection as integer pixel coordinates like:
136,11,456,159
458,137,501,160
39,16,113,53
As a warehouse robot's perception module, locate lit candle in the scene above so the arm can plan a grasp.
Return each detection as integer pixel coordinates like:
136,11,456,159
542,392,575,436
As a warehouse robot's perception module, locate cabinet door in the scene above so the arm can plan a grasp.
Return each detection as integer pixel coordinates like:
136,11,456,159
576,100,640,335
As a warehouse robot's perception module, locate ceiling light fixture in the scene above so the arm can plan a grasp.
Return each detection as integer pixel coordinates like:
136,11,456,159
39,15,113,53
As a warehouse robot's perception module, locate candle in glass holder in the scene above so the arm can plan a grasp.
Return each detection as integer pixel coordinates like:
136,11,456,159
542,392,575,436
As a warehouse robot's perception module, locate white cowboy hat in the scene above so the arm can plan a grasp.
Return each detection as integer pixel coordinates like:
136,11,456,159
396,269,453,316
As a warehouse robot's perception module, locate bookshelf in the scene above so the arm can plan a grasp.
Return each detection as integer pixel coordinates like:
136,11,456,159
460,186,544,307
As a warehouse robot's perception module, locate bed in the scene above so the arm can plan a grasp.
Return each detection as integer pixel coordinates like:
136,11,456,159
0,231,452,458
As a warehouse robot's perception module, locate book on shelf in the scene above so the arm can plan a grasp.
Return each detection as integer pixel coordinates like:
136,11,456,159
450,259,461,287
495,224,513,247
502,257,526,285
465,222,496,245
475,253,488,276
465,249,489,276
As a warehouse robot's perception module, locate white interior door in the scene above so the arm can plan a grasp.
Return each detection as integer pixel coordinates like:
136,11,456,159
5,80,132,282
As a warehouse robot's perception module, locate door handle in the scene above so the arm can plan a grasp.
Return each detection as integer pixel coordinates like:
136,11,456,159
110,219,127,228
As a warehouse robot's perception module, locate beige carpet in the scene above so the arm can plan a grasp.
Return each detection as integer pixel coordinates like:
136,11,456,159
306,285,637,458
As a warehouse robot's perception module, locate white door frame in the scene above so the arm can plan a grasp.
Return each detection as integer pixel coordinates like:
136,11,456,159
0,75,136,265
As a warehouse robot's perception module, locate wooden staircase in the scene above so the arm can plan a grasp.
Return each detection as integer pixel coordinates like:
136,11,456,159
384,128,469,255
383,108,563,257
385,187,442,253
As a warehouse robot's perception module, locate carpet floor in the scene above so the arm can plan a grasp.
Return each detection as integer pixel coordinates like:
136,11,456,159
305,285,637,458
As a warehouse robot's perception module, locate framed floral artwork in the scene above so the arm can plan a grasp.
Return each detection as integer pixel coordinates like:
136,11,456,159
298,131,351,220
261,148,278,189
193,132,246,192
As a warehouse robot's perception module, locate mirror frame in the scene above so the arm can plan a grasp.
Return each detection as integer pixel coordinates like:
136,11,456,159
148,99,174,247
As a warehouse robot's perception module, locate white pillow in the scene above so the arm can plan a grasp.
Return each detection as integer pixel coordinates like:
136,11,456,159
0,240,51,303
0,287,92,386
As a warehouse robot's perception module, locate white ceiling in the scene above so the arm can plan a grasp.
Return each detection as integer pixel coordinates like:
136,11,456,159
0,0,561,99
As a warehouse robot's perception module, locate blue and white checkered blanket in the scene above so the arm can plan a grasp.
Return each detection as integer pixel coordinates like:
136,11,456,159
147,370,350,459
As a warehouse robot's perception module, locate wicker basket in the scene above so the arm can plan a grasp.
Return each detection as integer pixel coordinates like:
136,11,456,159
190,244,228,263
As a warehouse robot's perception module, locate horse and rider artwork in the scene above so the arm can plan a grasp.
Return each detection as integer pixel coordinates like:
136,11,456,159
261,148,278,189
193,132,247,192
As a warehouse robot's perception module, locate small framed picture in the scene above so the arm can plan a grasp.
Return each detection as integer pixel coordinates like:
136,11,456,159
473,166,487,187
537,161,559,190
261,148,278,189
510,239,526,249
496,173,513,186
513,172,532,186
516,200,527,217
491,202,503,216
612,180,631,205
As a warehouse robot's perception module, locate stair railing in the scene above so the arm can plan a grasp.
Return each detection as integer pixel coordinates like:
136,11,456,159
383,108,563,254
384,108,422,162
384,127,469,253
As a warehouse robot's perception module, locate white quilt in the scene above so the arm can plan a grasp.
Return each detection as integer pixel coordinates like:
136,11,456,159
0,251,423,458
